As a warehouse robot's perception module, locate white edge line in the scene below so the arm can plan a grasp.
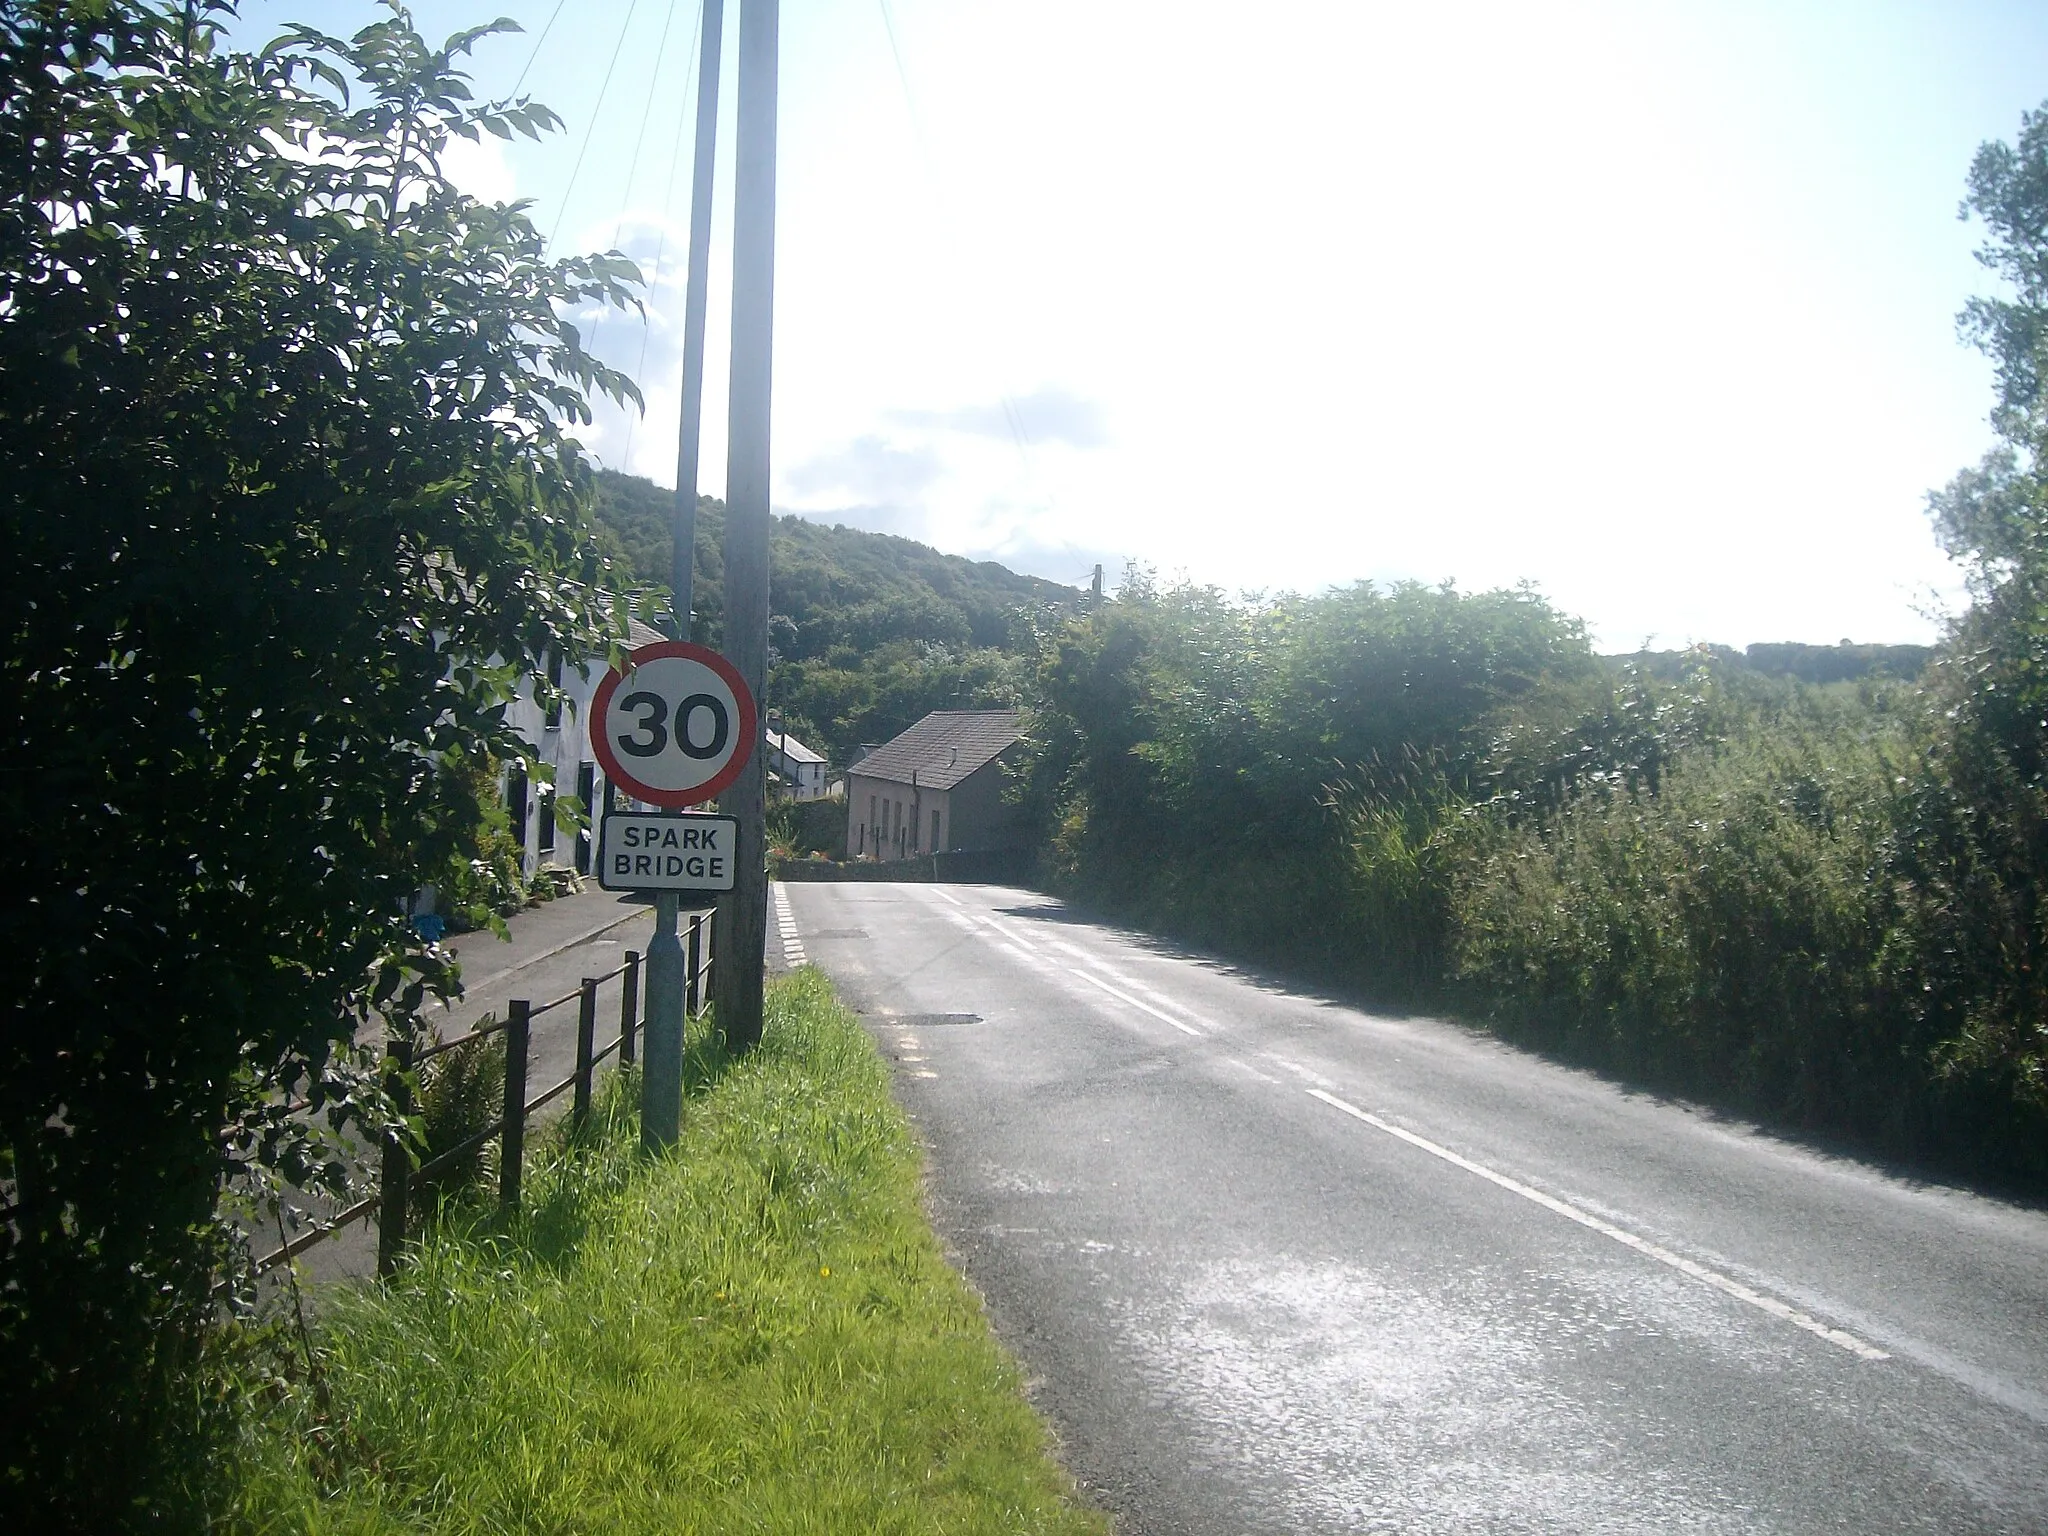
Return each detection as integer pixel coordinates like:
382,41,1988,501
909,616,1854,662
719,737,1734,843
772,886,806,965
1305,1088,1889,1361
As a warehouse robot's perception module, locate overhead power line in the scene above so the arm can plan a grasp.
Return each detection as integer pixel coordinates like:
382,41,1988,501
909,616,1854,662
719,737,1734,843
510,0,567,97
625,0,710,472
547,0,645,258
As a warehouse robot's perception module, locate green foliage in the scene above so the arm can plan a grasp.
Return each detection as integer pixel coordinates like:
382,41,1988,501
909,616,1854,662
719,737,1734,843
410,1035,506,1210
1908,99,2048,1120
588,469,1072,765
0,4,637,1522
220,973,1108,1534
1739,640,1934,685
768,795,849,858
1027,573,1596,989
1456,709,1909,1115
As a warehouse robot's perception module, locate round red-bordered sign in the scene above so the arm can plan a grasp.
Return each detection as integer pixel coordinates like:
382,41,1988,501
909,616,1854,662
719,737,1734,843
589,641,758,808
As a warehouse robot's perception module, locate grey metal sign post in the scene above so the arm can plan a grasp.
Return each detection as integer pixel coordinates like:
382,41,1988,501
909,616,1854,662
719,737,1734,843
590,643,755,1151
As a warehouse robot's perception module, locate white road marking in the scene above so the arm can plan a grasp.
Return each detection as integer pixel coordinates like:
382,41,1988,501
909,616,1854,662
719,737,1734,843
1306,1088,1890,1361
771,883,807,967
1043,937,1213,1024
955,909,1207,1037
1069,965,1204,1036
954,911,1050,970
1266,1053,1333,1087
930,887,965,906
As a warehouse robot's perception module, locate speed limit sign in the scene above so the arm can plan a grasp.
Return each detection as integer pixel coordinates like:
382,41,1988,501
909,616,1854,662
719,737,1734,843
589,640,758,808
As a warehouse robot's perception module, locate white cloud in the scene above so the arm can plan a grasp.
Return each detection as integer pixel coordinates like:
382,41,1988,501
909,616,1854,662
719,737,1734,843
440,131,518,206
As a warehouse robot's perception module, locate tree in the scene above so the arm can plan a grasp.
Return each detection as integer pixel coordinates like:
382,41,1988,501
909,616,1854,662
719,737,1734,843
0,4,637,1522
1909,103,2048,1126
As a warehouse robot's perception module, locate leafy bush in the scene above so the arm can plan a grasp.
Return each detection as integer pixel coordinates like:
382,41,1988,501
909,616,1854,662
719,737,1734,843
1453,726,1910,1125
1025,572,1599,990
0,7,637,1521
768,794,848,857
411,1035,507,1210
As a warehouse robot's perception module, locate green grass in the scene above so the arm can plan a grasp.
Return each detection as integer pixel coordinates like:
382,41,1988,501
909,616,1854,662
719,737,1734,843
221,970,1108,1535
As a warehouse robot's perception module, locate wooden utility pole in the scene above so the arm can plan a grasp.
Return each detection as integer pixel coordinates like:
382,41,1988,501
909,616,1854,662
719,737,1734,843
715,0,777,1050
643,0,725,1151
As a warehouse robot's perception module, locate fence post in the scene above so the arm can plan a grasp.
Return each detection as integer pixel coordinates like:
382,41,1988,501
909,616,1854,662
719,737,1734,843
686,912,703,1020
621,949,640,1065
501,998,530,1213
574,976,598,1128
376,1035,414,1278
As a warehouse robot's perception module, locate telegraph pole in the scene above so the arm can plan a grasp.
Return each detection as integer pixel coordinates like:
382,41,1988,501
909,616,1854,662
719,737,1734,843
642,0,726,1151
714,0,777,1050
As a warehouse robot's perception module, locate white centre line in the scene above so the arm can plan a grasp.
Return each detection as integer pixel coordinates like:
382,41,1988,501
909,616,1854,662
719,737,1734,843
1069,965,1204,1036
964,912,1208,1037
1306,1087,1889,1361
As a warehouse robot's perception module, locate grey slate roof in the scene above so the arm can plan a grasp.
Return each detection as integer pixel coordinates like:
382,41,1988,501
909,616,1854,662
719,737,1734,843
767,728,825,766
849,709,1024,790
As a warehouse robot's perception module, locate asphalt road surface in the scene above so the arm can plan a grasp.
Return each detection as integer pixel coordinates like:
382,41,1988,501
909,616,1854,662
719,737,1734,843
782,879,2048,1536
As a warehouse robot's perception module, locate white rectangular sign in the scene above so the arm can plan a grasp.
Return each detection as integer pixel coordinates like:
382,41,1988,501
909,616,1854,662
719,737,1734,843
597,811,739,893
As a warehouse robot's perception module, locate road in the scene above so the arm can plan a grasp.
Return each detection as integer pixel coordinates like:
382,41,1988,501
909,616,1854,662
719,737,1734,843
782,878,2048,1535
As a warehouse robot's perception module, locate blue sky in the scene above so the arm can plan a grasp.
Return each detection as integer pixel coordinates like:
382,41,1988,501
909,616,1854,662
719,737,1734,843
233,1,2048,649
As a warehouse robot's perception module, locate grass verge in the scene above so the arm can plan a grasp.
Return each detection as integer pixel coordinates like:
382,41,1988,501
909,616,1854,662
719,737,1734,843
221,969,1107,1534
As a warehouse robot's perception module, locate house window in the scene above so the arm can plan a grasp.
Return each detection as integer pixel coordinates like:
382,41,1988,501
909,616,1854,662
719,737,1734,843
538,781,556,854
574,761,595,874
931,809,941,851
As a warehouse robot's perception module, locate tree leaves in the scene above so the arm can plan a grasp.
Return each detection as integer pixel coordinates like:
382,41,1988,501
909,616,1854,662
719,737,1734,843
0,2,640,1519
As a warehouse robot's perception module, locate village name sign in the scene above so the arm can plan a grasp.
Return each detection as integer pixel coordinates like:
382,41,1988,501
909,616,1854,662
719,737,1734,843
589,640,755,896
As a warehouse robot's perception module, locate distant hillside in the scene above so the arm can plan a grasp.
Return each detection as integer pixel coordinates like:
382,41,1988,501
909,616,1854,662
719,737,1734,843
588,470,1078,765
1610,640,1934,685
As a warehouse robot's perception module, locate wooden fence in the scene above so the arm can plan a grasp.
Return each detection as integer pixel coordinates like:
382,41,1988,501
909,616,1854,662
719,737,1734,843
251,910,714,1281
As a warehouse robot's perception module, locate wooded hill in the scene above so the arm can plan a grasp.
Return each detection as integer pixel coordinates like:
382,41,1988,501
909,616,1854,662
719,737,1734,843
589,469,1078,765
591,469,1933,765
1621,640,1933,685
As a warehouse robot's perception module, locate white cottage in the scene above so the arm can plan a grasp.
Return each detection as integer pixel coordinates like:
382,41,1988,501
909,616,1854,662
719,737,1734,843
765,726,829,801
503,616,669,875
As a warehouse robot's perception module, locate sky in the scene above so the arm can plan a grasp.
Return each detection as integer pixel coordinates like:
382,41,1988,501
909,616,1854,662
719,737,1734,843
232,0,2048,650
